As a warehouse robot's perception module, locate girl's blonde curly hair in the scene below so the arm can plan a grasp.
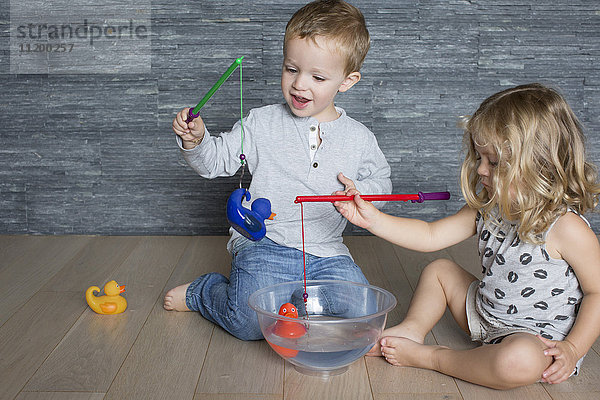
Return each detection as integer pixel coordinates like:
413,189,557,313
460,83,600,243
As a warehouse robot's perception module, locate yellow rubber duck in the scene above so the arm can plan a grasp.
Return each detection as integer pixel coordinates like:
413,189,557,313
86,280,127,314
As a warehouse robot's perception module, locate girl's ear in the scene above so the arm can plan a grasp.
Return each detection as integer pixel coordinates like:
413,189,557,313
338,72,361,93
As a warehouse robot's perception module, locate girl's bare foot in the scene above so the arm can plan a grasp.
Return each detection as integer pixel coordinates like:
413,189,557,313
366,322,426,356
163,283,192,311
380,336,445,369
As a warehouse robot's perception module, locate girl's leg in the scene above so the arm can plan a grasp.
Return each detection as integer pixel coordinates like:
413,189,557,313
381,332,552,390
369,258,476,355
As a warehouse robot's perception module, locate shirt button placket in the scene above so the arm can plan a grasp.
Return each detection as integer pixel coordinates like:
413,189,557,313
308,124,319,163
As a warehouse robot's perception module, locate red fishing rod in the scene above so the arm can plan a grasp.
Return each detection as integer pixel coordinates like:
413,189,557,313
294,191,450,204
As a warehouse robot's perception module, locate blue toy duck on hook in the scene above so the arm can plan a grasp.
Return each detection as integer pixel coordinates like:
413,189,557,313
226,188,276,241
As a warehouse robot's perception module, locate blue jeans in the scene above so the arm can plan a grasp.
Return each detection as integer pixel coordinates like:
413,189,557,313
185,237,368,340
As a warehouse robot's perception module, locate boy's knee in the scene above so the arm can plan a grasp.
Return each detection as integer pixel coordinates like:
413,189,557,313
230,323,263,341
491,335,548,389
225,306,263,341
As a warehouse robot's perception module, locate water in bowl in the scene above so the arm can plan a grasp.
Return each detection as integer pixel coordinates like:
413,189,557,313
264,315,379,375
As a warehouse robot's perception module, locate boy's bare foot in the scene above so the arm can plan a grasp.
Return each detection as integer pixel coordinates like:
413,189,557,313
163,283,192,311
380,336,444,369
366,322,425,356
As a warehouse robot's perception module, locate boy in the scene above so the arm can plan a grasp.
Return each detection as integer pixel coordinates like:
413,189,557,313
165,0,391,341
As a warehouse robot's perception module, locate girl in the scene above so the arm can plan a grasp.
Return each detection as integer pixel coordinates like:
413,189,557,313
334,83,600,389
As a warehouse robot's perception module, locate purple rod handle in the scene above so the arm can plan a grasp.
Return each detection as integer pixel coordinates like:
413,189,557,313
416,191,451,203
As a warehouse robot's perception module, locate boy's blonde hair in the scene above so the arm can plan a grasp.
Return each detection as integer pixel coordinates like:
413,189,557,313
460,83,600,243
284,0,370,76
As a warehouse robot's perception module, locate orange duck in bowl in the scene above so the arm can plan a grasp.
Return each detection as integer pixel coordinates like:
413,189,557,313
86,280,127,314
266,302,306,358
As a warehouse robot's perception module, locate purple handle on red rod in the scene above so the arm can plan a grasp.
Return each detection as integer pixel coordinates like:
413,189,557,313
415,191,451,203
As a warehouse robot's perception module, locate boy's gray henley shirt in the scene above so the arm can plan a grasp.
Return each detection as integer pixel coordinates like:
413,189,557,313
178,103,392,258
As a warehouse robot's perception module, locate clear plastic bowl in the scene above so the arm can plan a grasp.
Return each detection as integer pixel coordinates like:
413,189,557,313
249,280,397,377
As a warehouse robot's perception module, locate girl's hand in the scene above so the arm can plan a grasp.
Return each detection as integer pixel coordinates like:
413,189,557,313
333,172,380,230
172,108,206,149
537,335,579,384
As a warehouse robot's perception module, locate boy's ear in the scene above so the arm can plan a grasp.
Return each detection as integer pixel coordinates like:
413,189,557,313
338,72,361,93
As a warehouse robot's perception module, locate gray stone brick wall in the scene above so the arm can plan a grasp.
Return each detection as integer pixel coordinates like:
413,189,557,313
1,1,599,235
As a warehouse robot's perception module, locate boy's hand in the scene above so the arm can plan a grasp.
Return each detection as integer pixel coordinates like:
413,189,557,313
333,173,379,230
537,335,579,384
173,108,206,149
336,172,357,194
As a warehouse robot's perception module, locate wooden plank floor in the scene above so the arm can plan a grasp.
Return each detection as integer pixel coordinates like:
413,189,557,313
1,235,600,400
